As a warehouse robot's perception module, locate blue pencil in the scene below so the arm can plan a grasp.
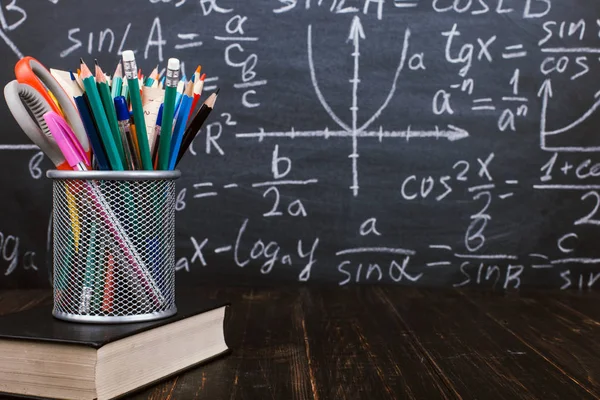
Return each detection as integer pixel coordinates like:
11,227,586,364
168,82,193,170
174,75,186,114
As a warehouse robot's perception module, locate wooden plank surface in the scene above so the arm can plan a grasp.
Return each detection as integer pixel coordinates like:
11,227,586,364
462,290,600,398
0,287,598,400
303,287,455,399
136,287,315,400
378,288,597,399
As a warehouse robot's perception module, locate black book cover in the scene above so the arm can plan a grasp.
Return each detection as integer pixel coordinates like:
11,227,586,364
0,293,229,349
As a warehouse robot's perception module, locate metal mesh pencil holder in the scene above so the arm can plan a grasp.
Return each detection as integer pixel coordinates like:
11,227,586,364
47,170,181,324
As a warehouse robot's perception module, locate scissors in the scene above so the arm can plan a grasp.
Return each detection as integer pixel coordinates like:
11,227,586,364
4,56,91,170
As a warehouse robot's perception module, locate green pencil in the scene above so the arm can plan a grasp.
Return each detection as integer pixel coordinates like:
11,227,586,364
80,60,124,171
111,62,123,98
157,58,180,170
96,61,126,164
122,50,153,170
122,80,129,102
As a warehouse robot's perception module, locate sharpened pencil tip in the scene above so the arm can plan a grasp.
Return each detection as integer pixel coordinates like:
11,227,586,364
79,57,85,64
215,88,220,95
94,59,99,66
69,71,76,80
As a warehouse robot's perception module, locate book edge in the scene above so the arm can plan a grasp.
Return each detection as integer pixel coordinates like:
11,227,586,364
0,301,230,349
103,348,231,400
95,305,229,399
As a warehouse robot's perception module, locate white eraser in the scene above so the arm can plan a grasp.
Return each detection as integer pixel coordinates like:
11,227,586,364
168,58,180,70
122,50,135,62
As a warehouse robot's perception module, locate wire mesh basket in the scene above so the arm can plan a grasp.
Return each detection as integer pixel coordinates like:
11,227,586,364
47,170,181,323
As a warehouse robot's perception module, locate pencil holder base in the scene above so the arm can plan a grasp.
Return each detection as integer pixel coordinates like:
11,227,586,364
52,307,177,324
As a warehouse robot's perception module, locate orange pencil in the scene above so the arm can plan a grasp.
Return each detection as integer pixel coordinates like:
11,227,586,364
101,250,115,313
130,124,141,162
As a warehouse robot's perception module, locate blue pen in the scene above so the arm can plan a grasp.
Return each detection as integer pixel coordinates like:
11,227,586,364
70,72,110,170
114,96,140,170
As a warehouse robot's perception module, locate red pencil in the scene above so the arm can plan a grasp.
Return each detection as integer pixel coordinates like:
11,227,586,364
189,73,206,119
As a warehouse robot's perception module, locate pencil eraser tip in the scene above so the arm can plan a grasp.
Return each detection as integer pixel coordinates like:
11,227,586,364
168,58,180,70
122,50,135,62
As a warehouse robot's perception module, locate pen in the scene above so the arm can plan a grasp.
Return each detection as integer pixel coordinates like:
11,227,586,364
157,58,180,170
122,50,153,170
115,96,140,170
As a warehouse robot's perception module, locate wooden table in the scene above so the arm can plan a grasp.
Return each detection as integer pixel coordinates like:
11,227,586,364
0,287,598,399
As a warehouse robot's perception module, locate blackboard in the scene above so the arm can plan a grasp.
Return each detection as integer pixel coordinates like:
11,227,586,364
0,0,599,290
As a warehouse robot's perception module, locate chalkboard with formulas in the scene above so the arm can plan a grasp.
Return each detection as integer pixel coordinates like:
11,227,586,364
0,0,599,290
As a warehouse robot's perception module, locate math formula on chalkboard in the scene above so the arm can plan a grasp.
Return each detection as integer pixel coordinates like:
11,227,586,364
0,0,599,291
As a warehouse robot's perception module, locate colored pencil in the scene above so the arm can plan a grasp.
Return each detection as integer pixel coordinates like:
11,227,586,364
96,60,126,163
145,65,159,87
176,90,218,166
122,50,153,170
111,62,123,98
70,71,110,170
168,81,193,169
80,59,124,170
157,58,180,170
189,73,206,119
